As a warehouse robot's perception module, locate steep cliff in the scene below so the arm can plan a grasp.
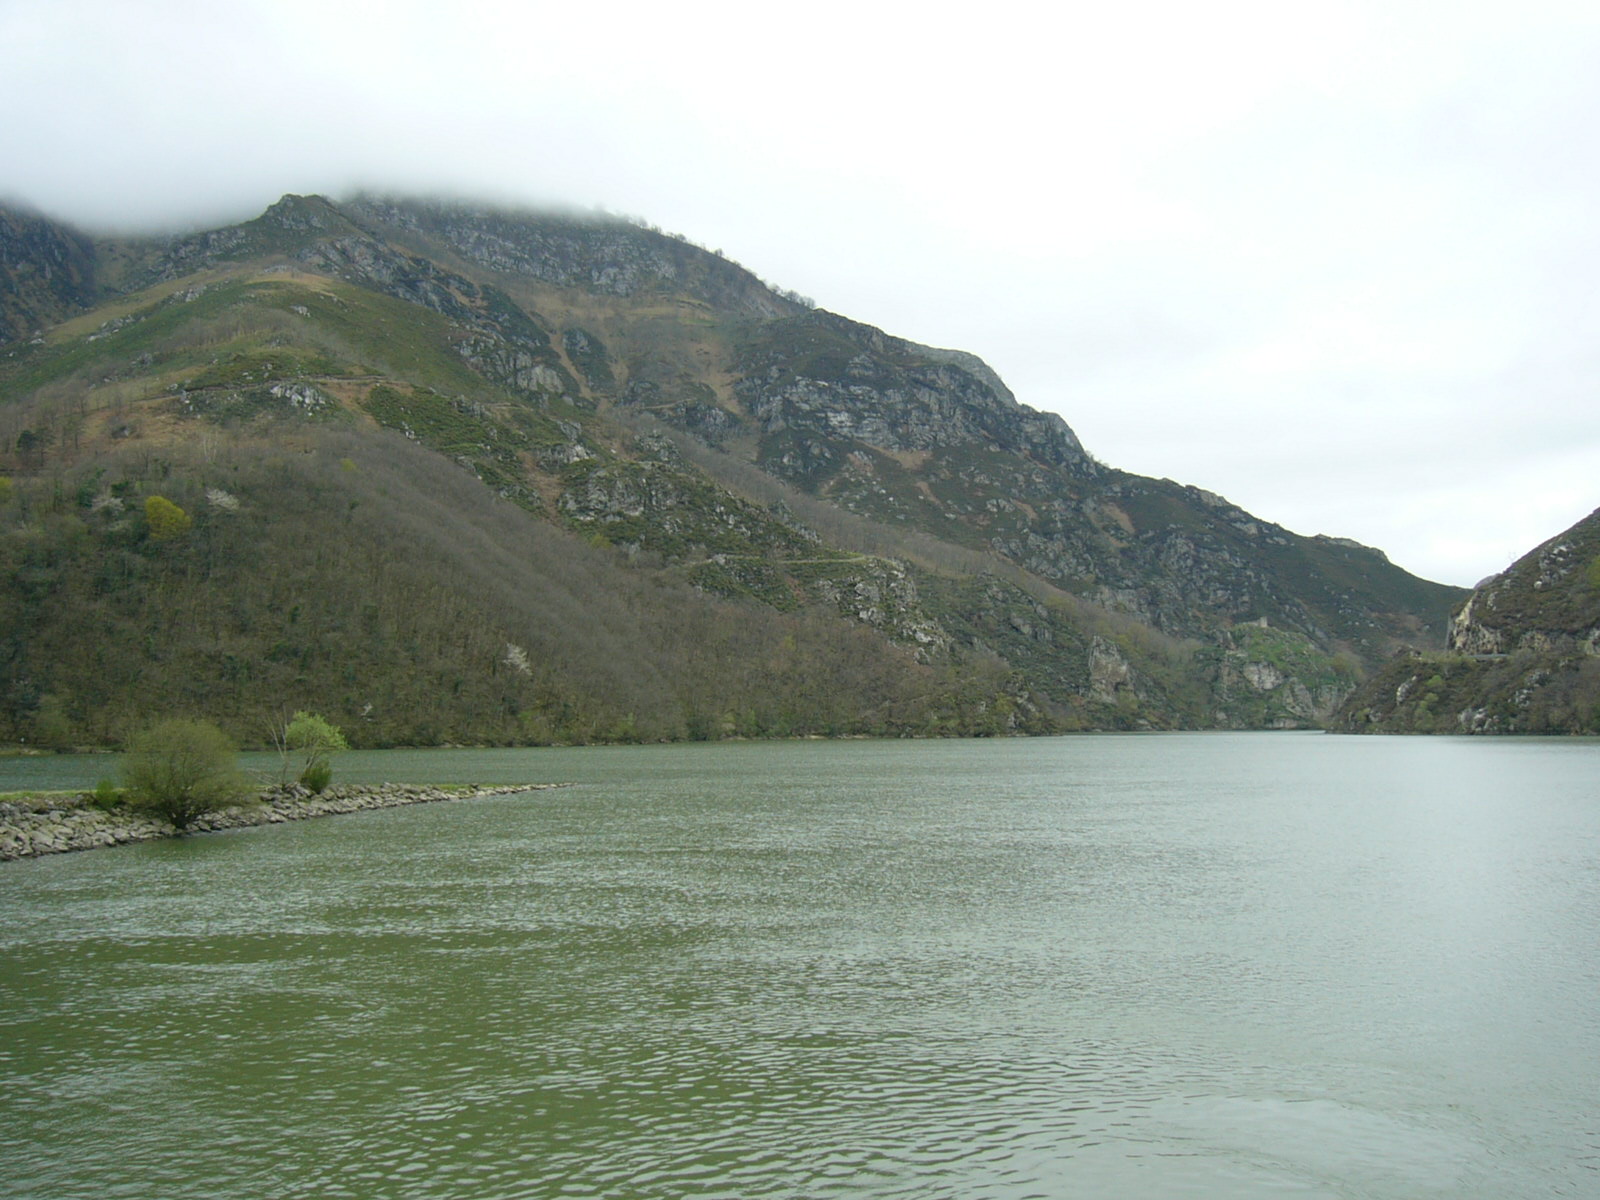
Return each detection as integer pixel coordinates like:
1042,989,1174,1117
0,206,97,346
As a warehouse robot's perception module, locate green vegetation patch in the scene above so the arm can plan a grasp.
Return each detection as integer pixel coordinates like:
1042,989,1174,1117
558,458,824,562
1474,514,1600,635
1335,648,1600,734
1228,623,1359,689
685,557,801,608
562,327,616,394
278,283,501,400
362,385,542,510
1,278,273,395
183,347,344,392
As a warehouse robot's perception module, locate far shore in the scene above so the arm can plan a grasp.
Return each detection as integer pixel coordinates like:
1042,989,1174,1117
0,781,567,862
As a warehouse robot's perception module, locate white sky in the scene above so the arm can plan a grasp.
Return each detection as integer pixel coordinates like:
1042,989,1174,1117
4,0,1598,586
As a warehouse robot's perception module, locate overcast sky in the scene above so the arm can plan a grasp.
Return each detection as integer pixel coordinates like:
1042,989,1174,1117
5,0,1598,586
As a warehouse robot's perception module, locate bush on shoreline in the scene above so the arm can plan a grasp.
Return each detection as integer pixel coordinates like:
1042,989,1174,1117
122,719,251,832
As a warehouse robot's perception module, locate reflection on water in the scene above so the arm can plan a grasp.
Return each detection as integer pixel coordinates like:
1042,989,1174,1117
3,734,1599,1198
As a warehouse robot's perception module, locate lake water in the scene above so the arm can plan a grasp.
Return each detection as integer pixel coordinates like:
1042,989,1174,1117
2,733,1598,1199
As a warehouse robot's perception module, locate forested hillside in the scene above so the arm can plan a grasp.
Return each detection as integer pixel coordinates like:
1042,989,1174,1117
0,194,1465,747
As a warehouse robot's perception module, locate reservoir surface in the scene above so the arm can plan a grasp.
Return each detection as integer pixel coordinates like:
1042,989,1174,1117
3,733,1597,1198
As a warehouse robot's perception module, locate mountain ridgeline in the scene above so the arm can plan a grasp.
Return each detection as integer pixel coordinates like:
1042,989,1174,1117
0,193,1464,747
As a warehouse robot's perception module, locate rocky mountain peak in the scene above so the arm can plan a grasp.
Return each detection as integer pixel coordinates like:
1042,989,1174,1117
733,307,1096,478
343,196,798,321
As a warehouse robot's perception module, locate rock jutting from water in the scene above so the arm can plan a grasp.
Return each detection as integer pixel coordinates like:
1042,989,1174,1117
0,782,563,862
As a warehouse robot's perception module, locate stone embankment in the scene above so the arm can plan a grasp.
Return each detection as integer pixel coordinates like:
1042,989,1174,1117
0,782,562,862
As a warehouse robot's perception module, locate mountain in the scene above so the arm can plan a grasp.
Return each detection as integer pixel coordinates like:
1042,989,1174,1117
1333,506,1600,734
0,193,1465,747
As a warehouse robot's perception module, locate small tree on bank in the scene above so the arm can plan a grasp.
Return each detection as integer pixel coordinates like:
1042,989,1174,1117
281,710,348,793
122,718,249,832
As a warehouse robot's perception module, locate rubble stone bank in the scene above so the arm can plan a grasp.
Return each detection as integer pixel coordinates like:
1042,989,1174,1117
0,782,563,861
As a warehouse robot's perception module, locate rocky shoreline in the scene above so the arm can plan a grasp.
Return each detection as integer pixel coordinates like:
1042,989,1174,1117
0,782,564,862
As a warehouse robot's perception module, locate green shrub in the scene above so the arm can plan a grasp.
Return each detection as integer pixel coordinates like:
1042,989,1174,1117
89,778,123,811
299,759,333,794
144,495,192,540
122,718,249,831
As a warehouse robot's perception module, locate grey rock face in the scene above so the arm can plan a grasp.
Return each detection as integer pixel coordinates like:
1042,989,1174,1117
736,312,1094,474
345,198,796,320
0,205,98,344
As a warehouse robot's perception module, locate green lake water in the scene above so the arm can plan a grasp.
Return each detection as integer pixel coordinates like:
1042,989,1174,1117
2,733,1597,1198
